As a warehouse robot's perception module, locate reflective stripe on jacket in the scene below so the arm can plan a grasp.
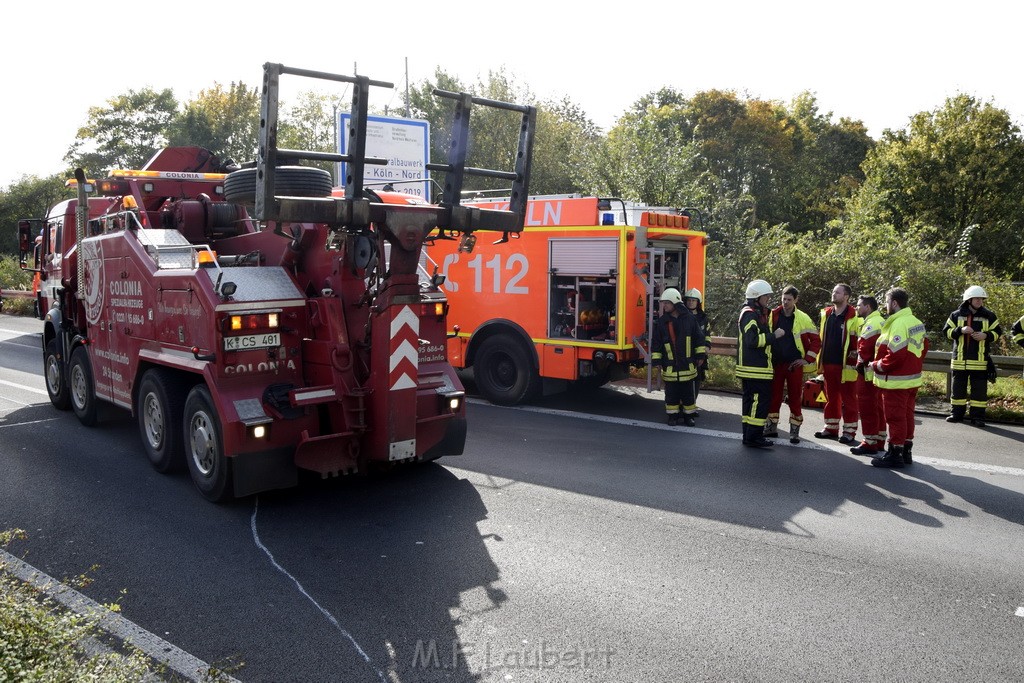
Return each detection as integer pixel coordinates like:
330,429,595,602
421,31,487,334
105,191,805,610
943,304,1002,371
651,308,705,382
737,302,774,381
817,304,861,381
768,305,821,373
1013,315,1024,349
870,307,926,389
856,309,885,381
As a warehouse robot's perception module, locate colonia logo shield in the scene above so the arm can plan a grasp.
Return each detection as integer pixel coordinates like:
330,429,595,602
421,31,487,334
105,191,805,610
83,240,104,325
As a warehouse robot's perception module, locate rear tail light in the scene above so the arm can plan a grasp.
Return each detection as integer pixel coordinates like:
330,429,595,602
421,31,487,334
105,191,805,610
225,313,280,332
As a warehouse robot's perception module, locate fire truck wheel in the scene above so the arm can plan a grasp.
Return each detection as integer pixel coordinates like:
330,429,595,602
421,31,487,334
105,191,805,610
223,167,334,206
137,369,186,473
44,340,71,410
184,385,232,502
69,346,98,427
474,336,539,406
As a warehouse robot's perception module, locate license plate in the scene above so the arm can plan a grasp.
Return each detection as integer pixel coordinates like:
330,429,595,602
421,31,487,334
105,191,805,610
223,333,280,351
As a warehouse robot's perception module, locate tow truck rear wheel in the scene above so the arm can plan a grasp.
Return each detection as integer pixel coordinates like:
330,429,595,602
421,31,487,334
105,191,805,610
137,369,186,473
184,385,231,502
44,340,70,410
474,336,539,406
69,346,98,427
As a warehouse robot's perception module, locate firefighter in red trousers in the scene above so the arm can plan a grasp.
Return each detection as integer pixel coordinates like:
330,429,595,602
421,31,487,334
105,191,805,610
764,285,820,444
850,294,887,456
941,286,1002,428
815,283,861,444
868,287,927,468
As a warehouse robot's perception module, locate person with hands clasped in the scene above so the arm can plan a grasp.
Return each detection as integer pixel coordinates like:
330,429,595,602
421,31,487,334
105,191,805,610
764,286,821,444
814,283,861,444
942,286,1002,428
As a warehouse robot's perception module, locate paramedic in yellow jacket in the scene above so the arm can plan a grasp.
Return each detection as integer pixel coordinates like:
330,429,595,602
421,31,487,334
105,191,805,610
651,288,706,427
814,283,861,444
942,286,1002,428
737,280,785,448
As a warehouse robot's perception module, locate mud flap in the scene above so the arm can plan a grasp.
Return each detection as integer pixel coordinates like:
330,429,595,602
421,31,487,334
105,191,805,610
422,416,467,461
232,447,298,497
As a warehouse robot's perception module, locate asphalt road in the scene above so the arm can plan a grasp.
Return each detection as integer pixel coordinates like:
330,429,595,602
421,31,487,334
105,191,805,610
2,314,1023,682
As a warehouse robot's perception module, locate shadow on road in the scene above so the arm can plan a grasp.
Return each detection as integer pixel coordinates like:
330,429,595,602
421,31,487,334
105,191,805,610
251,465,501,682
456,384,1024,538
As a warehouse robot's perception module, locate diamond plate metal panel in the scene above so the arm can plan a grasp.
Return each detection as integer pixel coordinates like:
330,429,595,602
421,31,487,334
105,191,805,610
205,267,304,302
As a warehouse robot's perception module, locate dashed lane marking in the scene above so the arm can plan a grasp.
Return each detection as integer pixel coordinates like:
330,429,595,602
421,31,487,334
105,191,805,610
0,548,239,682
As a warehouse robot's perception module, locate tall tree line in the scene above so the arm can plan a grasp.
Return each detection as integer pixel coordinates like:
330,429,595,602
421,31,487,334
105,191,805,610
3,74,1024,347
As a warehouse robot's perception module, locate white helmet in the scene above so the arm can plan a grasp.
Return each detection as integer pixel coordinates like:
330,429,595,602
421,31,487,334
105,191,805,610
660,288,683,305
962,285,988,301
685,288,703,303
745,279,773,299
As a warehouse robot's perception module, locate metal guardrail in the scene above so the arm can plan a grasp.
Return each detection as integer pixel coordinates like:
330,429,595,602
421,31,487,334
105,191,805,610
709,336,1024,377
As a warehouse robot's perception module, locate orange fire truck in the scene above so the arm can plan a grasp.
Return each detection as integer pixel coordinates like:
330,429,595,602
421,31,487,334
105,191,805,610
425,195,708,405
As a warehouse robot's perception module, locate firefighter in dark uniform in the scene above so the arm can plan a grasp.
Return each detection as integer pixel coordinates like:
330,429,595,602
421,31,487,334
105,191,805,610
737,280,785,448
1013,314,1024,349
652,288,706,426
684,288,711,412
942,286,1002,428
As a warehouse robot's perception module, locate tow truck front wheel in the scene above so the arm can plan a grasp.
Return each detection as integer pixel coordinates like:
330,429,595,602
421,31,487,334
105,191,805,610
69,346,98,427
184,385,231,502
44,340,70,410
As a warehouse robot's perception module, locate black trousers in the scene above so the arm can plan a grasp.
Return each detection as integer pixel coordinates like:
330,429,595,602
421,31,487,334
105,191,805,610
665,379,697,414
951,369,988,419
741,378,772,439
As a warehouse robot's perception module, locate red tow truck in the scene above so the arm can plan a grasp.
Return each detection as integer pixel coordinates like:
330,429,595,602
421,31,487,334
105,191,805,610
17,63,535,501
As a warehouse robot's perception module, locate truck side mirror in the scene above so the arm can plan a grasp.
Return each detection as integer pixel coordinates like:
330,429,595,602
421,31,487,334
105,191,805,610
17,219,42,268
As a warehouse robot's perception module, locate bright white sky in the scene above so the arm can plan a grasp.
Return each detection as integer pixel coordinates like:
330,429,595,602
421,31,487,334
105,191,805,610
2,0,1020,188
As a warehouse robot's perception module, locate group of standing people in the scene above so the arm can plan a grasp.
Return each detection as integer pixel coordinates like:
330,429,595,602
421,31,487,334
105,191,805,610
653,279,1024,466
733,280,1024,467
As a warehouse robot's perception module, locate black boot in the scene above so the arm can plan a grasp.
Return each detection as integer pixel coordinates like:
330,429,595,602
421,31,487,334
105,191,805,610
871,445,905,468
946,413,964,423
970,410,987,428
742,424,773,449
903,440,913,465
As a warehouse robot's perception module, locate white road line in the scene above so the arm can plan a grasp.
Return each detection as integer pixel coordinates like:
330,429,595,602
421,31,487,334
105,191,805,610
250,497,387,682
0,417,61,429
0,378,47,396
0,548,237,682
469,399,1024,478
1016,606,1024,618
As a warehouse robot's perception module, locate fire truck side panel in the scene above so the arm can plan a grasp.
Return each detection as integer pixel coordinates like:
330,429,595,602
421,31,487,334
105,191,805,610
426,204,708,404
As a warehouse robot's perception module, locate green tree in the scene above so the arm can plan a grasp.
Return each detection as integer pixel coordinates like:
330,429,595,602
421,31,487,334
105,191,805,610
65,88,178,174
276,90,347,175
787,92,873,230
853,94,1024,277
167,82,261,165
0,174,72,255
